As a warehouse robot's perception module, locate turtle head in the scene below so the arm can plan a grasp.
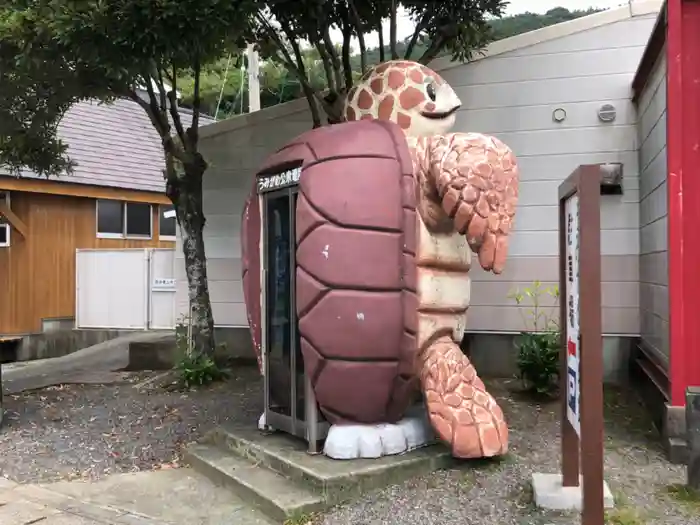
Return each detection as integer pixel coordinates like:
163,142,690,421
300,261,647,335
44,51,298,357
344,60,461,138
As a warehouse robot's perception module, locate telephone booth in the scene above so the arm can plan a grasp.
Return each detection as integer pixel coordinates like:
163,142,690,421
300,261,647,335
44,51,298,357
257,166,329,453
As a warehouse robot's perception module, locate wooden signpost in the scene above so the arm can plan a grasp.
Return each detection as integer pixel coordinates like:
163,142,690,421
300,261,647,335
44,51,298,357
557,165,606,524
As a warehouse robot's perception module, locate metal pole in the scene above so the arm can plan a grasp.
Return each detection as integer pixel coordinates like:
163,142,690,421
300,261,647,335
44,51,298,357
288,189,298,435
247,44,261,113
305,375,319,454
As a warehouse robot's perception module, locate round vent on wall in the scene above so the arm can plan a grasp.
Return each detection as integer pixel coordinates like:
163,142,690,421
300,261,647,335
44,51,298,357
598,104,617,123
552,108,567,123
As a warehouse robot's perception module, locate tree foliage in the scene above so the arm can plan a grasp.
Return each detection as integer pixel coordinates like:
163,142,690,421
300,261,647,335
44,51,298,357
177,6,602,121
246,3,603,126
362,7,604,65
251,0,507,126
0,0,255,355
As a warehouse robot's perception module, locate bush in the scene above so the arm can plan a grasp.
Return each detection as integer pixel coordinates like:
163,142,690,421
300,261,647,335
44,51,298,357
508,281,561,397
175,352,226,389
173,315,227,389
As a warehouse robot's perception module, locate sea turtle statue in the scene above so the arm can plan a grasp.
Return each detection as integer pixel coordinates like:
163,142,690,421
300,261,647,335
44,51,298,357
241,60,519,460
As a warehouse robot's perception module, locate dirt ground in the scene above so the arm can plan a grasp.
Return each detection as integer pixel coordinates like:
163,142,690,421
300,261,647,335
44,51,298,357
1,367,698,525
0,366,262,483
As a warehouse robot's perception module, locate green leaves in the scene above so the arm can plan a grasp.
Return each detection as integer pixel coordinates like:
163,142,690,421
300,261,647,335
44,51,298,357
515,331,560,397
0,0,255,177
509,280,562,397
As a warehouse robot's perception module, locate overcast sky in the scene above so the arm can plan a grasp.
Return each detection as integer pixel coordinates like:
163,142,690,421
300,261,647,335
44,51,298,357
348,0,632,49
506,0,627,13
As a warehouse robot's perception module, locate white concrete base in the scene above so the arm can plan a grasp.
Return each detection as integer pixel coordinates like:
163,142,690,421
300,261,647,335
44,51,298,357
531,473,615,511
323,405,435,460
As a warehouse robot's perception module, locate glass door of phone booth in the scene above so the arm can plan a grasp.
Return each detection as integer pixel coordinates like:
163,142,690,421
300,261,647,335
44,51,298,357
259,169,328,453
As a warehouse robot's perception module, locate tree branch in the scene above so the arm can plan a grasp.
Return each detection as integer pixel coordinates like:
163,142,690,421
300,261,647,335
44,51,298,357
310,1,343,92
163,69,186,148
389,0,398,59
188,56,201,148
125,88,185,164
288,31,322,128
404,12,431,60
418,35,447,64
314,39,337,93
341,24,353,91
258,13,323,106
142,74,169,138
347,0,367,73
155,65,168,113
378,25,385,62
321,28,343,94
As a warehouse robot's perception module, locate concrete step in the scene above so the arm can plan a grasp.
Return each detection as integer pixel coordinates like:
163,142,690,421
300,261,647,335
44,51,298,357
667,437,688,465
184,443,324,523
208,423,454,505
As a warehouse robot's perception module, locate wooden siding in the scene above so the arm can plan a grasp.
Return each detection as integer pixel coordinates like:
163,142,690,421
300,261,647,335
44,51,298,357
0,191,175,335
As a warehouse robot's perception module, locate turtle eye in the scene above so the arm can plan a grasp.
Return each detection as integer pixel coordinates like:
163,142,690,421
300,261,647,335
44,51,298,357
426,82,436,102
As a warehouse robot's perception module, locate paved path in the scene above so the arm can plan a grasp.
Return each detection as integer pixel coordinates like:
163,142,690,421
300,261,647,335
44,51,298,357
2,331,171,394
0,333,276,524
0,468,275,525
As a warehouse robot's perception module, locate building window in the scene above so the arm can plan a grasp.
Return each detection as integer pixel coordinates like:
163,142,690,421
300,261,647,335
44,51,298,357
159,204,177,241
96,200,152,239
0,191,10,247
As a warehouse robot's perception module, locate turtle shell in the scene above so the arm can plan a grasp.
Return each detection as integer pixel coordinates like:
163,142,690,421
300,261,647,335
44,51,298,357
242,119,419,425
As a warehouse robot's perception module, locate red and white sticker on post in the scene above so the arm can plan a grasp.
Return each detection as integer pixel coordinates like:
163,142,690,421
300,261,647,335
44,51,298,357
565,194,581,438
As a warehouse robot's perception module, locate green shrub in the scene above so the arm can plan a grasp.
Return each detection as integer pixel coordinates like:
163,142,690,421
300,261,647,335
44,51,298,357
173,315,227,389
175,352,226,389
508,281,561,397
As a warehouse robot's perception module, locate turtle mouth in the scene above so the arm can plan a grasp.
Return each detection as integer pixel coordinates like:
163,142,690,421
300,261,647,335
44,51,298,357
421,105,460,120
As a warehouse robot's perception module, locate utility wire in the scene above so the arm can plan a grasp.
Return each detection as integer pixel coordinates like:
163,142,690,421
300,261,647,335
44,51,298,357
214,53,233,121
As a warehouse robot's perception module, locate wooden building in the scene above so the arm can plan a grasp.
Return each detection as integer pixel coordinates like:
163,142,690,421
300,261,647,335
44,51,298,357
0,97,212,337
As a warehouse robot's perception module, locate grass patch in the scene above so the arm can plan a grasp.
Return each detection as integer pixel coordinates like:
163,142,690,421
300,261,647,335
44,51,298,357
605,506,648,525
604,489,650,525
513,481,534,508
283,511,316,525
665,483,700,509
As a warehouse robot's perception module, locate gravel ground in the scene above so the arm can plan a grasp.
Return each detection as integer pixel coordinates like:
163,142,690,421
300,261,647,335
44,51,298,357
317,379,699,525
1,368,698,524
0,365,262,483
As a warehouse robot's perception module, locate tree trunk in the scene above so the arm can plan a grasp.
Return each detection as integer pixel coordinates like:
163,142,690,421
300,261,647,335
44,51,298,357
323,92,347,125
174,162,216,357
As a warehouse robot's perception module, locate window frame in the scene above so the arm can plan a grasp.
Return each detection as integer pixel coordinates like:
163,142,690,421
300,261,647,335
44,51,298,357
124,202,153,239
0,191,10,248
95,199,153,240
158,204,177,241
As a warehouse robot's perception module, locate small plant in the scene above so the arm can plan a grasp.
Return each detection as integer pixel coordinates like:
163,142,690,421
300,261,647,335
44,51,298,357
173,314,226,389
508,281,561,397
665,483,700,509
283,511,316,525
605,506,648,525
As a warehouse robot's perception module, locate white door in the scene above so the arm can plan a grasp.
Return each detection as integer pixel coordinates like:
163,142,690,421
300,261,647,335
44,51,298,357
149,249,176,329
76,249,149,329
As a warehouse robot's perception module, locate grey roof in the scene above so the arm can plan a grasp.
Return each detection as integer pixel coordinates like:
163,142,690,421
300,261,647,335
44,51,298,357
3,97,215,193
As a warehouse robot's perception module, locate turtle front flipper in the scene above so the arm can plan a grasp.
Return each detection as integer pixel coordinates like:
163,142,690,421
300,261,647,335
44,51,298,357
413,133,518,274
412,132,519,459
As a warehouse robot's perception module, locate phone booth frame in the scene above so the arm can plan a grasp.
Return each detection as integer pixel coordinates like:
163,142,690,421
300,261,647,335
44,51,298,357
257,165,329,454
